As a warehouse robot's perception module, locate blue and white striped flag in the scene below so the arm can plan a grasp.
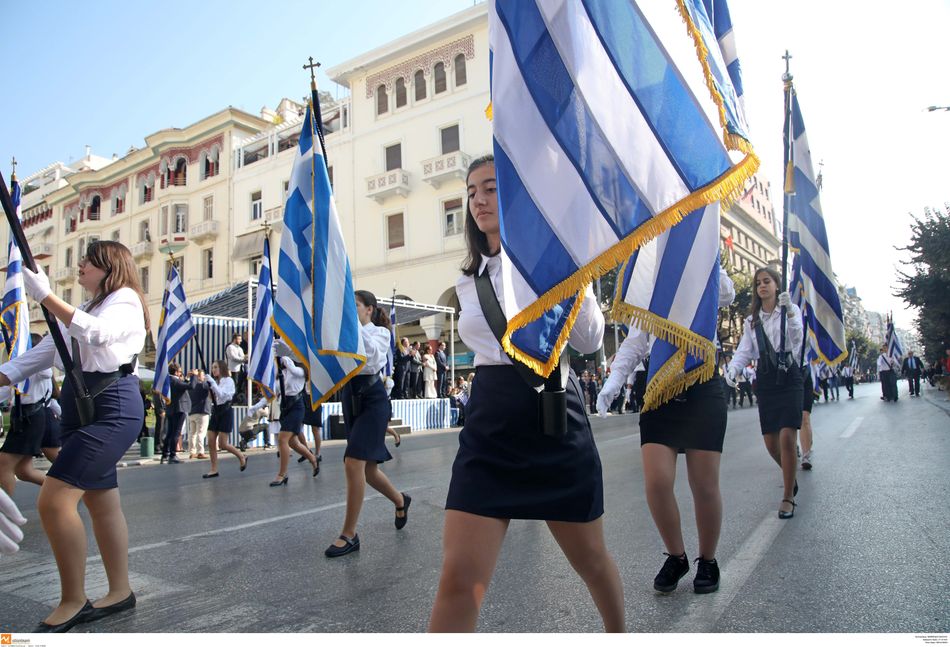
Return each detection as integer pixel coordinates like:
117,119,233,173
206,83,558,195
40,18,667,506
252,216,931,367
849,340,858,372
702,0,744,107
885,318,903,363
787,88,847,367
153,266,196,402
249,238,277,400
272,101,365,408
489,0,758,381
385,299,396,378
1,177,32,394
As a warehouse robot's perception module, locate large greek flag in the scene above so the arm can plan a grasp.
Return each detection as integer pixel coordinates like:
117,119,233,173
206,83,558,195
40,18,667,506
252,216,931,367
249,238,277,400
272,101,365,408
489,0,758,379
1,177,31,394
786,88,847,366
885,318,903,363
153,266,196,402
702,0,744,107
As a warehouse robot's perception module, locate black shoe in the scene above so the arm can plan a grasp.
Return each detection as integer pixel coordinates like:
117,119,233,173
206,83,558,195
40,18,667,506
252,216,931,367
35,600,93,633
240,455,248,472
202,473,219,479
778,498,796,519
653,552,689,593
269,476,288,487
395,493,411,530
159,456,166,464
693,557,720,594
167,457,181,464
794,480,799,496
297,455,307,463
312,460,320,477
80,592,136,623
325,533,360,557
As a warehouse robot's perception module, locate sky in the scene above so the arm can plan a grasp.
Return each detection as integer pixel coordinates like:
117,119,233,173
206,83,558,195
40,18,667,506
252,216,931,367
2,0,948,331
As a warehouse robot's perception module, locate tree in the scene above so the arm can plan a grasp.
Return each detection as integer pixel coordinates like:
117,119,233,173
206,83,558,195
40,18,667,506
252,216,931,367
895,205,950,363
845,327,876,375
719,256,752,350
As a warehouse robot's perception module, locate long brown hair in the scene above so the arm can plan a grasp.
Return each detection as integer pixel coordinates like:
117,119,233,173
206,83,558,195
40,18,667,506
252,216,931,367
212,360,230,379
460,154,496,276
749,266,782,324
354,290,391,329
83,240,151,329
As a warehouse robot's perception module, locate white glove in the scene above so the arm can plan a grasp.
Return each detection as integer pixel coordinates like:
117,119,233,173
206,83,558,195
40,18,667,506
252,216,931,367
724,367,738,389
777,291,791,308
48,399,62,418
0,488,27,556
596,375,623,418
22,266,52,303
273,338,292,358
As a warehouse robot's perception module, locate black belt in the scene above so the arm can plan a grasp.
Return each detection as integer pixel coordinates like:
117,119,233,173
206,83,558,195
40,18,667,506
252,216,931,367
350,374,380,389
82,364,136,399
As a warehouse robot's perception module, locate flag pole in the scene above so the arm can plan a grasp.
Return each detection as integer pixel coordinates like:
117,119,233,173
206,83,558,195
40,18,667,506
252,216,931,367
303,57,330,169
779,49,795,380
0,168,95,425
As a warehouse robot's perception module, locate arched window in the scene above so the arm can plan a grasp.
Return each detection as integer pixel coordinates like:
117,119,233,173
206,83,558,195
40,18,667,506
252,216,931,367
88,195,101,220
172,158,187,186
454,54,467,87
202,148,220,180
414,69,426,101
376,84,389,115
434,62,447,94
395,77,407,108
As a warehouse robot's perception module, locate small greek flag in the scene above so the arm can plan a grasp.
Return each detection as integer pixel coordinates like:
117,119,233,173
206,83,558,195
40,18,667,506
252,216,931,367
153,266,196,402
1,177,32,394
249,238,277,400
489,0,758,383
885,317,903,363
272,101,365,408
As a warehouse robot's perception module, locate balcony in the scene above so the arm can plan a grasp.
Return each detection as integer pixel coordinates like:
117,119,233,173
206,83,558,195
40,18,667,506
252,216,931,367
189,220,219,242
421,151,470,189
53,267,77,284
32,242,54,259
366,169,410,203
158,232,188,255
131,240,155,260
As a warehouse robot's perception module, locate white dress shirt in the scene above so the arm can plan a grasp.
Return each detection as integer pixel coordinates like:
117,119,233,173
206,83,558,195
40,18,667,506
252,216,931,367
456,254,604,367
15,368,53,405
279,357,306,396
606,268,736,380
208,376,235,405
225,343,246,372
727,303,804,375
877,354,899,372
0,287,146,385
360,322,392,376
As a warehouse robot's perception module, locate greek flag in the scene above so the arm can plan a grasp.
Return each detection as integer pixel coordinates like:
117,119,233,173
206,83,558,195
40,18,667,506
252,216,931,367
489,0,758,380
702,0,744,105
272,101,365,408
1,177,31,394
249,238,277,400
849,340,858,372
153,266,196,402
786,88,847,366
385,299,396,377
885,318,903,363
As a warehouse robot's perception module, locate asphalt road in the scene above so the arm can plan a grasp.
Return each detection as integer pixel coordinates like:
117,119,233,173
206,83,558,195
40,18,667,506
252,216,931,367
1,382,948,633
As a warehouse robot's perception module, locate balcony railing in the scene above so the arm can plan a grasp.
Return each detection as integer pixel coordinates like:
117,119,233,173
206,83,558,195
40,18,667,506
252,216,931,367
32,242,54,259
131,240,154,260
158,232,188,255
53,267,77,284
366,169,410,203
189,220,219,242
421,150,470,189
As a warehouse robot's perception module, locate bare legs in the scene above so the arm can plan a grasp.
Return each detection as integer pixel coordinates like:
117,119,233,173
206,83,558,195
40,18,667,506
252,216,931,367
762,427,798,514
0,453,48,494
330,458,403,548
36,477,132,624
641,443,722,560
429,510,624,632
206,430,244,475
800,410,813,457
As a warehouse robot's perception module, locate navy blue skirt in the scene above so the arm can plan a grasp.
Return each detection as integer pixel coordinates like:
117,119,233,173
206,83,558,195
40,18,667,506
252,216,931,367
755,364,804,434
342,376,392,463
42,407,62,448
208,403,233,434
639,376,727,452
50,374,144,490
279,395,304,434
0,405,46,456
446,365,604,523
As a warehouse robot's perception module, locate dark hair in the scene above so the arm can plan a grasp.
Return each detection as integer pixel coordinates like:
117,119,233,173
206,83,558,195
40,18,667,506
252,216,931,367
213,360,230,379
169,361,181,376
354,290,391,329
231,333,242,342
750,266,782,324
461,154,496,276
83,241,151,329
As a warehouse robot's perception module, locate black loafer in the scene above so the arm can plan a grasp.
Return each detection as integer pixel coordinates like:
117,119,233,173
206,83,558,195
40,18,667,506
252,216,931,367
81,592,136,623
240,456,248,472
35,600,93,633
325,534,360,557
395,493,411,530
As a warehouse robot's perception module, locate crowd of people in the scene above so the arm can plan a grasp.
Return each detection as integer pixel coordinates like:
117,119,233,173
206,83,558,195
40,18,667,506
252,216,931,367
0,158,947,635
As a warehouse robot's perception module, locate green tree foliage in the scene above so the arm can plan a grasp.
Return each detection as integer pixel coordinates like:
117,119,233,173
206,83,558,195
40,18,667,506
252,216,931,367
719,256,752,349
845,327,876,374
895,205,950,362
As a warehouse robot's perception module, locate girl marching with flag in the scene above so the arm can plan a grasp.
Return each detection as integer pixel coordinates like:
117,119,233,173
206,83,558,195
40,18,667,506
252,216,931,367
201,360,247,478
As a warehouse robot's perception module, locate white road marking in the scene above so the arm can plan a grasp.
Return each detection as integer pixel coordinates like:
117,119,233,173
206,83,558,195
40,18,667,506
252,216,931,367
672,512,788,632
839,416,864,439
